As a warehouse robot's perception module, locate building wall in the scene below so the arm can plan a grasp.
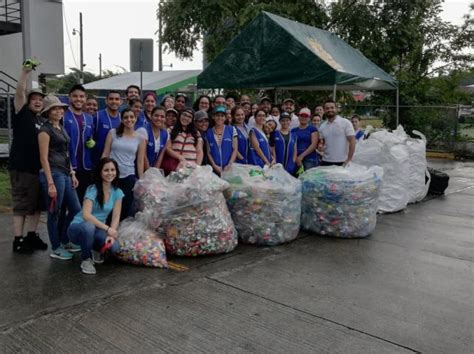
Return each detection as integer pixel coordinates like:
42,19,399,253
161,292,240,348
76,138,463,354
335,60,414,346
0,0,64,91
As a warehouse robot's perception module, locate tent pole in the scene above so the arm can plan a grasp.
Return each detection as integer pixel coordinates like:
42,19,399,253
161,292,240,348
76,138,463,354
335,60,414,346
396,87,399,127
332,84,337,100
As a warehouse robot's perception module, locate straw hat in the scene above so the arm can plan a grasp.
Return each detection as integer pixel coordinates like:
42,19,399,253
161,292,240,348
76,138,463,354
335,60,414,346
41,94,68,114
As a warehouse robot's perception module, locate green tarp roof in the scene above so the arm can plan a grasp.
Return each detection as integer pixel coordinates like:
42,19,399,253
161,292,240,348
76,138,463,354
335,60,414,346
198,12,397,90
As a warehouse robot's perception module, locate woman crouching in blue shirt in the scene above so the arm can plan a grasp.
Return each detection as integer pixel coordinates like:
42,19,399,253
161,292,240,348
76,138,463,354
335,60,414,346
68,157,124,275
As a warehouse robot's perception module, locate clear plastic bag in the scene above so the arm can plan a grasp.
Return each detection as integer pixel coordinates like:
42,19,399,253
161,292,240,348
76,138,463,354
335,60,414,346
115,213,168,268
299,164,383,238
222,164,302,246
135,165,238,256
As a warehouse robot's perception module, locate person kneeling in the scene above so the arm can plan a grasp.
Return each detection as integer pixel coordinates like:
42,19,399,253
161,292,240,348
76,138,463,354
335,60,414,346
68,157,123,274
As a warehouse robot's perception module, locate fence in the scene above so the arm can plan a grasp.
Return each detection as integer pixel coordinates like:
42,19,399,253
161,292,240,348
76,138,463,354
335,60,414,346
1,92,473,156
339,103,474,155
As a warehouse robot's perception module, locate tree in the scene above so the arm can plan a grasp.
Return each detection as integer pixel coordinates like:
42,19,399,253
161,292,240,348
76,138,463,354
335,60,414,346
46,68,119,94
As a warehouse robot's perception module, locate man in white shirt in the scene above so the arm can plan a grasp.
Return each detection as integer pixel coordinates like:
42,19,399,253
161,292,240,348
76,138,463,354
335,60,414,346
318,100,356,166
281,98,300,130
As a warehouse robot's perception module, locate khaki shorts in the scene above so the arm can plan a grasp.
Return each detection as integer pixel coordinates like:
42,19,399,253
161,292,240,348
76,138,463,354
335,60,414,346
9,170,41,215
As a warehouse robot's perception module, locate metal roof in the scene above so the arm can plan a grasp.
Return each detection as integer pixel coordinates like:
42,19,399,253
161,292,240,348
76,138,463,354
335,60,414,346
84,70,202,92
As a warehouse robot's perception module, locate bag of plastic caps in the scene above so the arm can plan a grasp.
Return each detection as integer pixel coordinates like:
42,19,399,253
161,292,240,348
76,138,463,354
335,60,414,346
353,127,410,213
136,165,238,256
300,164,383,238
115,213,168,268
222,164,302,246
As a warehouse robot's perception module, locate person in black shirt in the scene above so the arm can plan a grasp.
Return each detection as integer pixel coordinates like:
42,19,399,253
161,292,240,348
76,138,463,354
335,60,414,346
9,66,47,254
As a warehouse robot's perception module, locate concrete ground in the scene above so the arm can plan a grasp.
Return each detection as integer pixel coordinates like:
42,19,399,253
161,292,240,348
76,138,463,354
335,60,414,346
0,159,472,353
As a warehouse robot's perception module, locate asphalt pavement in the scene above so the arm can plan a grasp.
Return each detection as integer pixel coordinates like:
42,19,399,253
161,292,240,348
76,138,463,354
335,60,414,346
0,159,473,353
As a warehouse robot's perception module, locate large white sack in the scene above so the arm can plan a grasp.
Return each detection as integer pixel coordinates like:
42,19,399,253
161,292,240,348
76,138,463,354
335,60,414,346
353,128,410,212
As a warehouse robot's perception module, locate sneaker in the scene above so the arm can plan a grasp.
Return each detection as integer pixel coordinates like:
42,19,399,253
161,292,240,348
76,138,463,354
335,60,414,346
81,259,96,275
12,237,34,254
25,232,48,250
92,250,104,264
50,246,73,260
62,242,81,253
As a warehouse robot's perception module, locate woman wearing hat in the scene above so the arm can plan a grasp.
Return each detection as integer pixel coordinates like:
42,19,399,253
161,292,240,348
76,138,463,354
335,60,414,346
102,108,146,220
231,106,249,164
206,105,238,175
38,95,82,260
292,108,319,171
163,108,203,175
270,112,297,175
248,109,273,167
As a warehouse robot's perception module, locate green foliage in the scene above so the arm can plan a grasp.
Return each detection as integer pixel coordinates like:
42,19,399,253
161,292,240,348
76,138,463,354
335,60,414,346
46,68,119,94
159,0,473,107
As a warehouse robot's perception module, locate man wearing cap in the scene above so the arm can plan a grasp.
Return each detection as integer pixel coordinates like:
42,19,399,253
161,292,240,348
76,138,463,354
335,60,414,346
247,96,272,129
282,98,300,130
318,100,356,166
165,108,178,130
194,110,210,165
8,65,48,253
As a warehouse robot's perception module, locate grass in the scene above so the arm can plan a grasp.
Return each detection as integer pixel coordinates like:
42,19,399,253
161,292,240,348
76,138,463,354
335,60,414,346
0,168,11,209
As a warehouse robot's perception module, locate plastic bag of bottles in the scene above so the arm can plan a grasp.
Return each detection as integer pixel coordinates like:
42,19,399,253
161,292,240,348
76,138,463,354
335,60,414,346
135,165,238,256
300,164,383,238
115,213,168,268
222,164,302,246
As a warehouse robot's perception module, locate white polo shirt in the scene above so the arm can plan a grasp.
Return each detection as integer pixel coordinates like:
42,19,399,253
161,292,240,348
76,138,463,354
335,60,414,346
318,115,355,163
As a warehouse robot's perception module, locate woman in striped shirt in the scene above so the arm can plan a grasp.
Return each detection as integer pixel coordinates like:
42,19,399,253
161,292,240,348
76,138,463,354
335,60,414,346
164,108,203,173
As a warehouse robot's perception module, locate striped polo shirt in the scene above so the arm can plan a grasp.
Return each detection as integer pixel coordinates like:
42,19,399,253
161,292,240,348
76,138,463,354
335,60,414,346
171,131,201,162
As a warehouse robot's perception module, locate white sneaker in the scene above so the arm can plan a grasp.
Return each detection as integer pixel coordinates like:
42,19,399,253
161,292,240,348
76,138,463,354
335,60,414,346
80,259,96,275
92,250,104,264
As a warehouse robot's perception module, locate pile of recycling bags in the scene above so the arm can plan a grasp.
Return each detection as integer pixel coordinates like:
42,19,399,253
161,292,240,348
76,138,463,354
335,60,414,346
134,165,238,256
300,164,383,238
115,212,168,268
353,125,429,212
222,164,302,246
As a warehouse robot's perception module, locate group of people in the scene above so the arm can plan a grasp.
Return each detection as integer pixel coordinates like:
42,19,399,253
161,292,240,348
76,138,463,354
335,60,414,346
8,65,362,275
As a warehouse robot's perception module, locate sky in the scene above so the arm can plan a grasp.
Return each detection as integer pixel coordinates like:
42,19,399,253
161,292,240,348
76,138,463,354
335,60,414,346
62,0,471,76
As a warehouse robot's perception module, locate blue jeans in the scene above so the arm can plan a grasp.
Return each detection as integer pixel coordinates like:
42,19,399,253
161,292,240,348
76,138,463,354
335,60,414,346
40,170,81,250
68,221,120,260
303,159,319,171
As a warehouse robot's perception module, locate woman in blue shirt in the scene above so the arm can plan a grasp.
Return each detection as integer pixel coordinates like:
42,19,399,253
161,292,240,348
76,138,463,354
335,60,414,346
232,106,249,164
248,109,272,167
68,157,124,275
270,112,297,175
292,108,319,171
206,105,238,175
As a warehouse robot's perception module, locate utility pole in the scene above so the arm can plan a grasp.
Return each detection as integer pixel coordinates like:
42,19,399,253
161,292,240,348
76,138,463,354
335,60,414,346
158,2,163,71
79,12,84,83
99,53,102,78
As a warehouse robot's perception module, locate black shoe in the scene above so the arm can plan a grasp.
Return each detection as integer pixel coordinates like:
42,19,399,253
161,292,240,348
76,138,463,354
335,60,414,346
12,237,34,254
25,232,48,250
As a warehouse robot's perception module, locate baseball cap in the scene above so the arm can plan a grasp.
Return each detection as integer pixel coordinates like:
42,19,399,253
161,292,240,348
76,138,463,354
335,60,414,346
166,108,178,116
259,96,272,104
279,112,291,121
27,88,45,99
299,108,311,116
194,110,209,122
213,105,226,114
283,98,295,104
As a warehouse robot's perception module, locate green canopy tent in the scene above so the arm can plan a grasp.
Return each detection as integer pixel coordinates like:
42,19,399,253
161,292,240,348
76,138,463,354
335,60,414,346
198,11,399,123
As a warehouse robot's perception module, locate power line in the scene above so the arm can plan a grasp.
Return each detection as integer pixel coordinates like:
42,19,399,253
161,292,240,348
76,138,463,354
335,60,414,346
63,5,78,68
